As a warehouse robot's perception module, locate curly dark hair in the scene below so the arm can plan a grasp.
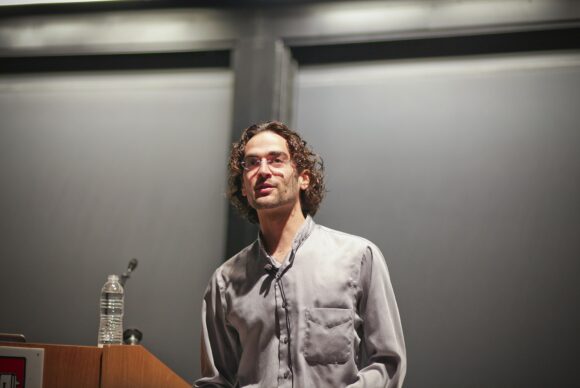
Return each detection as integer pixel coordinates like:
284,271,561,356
227,121,325,224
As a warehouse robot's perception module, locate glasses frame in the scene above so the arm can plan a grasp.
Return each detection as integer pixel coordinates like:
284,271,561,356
241,153,292,171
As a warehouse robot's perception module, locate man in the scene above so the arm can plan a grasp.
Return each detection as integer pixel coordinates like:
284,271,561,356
196,121,406,387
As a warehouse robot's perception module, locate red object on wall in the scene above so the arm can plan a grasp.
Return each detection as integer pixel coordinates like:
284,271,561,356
0,356,26,388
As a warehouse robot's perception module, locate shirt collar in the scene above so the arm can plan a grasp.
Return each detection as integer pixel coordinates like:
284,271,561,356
292,215,315,251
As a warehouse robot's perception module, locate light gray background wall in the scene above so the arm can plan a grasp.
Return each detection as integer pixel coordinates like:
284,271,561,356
0,69,233,383
296,51,580,387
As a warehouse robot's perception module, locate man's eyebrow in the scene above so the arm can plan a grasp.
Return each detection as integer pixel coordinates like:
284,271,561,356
244,150,288,157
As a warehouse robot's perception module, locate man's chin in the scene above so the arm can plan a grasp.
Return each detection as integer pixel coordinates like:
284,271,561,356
252,198,278,209
252,194,290,209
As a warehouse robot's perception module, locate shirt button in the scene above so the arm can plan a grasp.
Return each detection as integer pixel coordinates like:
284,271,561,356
281,336,288,344
283,371,290,379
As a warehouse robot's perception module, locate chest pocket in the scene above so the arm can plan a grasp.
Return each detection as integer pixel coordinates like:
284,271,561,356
303,307,354,364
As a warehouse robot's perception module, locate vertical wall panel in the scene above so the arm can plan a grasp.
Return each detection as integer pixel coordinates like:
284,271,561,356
296,52,580,387
0,69,233,383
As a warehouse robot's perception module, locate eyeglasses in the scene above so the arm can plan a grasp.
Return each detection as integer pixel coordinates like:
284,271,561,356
241,153,291,171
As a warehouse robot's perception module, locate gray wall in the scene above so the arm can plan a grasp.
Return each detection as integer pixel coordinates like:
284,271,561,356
0,69,233,383
296,51,580,387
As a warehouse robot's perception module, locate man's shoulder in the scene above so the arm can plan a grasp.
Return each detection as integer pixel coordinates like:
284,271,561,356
313,223,381,253
211,240,259,282
226,240,259,264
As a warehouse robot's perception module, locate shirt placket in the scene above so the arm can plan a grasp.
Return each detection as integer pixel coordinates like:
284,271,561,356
275,263,293,387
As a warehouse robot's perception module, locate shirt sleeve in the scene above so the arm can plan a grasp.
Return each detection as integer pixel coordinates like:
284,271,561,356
346,244,407,388
194,269,241,388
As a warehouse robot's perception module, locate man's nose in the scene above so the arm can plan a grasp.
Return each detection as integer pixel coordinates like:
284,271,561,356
257,159,272,175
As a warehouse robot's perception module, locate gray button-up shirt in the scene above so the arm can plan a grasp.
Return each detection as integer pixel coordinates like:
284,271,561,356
196,216,406,387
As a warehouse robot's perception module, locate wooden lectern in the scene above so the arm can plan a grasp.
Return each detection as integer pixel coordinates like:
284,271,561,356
1,342,191,388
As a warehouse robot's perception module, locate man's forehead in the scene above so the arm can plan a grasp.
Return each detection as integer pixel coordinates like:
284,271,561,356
244,131,290,156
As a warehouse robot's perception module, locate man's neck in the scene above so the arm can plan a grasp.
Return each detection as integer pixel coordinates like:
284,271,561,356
258,205,306,264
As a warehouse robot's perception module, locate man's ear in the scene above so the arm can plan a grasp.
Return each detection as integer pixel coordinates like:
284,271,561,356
298,170,310,191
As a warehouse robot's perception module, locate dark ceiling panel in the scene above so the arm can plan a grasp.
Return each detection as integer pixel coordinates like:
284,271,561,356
291,27,580,65
0,50,230,73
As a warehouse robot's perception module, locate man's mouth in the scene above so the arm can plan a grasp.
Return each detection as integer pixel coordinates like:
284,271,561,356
255,183,274,195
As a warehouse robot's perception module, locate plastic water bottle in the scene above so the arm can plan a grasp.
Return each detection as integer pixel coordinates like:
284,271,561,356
97,274,124,347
